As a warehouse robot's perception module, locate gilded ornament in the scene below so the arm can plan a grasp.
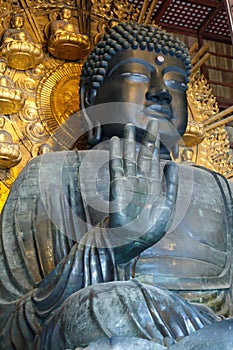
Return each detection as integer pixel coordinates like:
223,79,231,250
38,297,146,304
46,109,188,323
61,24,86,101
45,7,91,60
181,120,205,147
185,73,233,177
180,147,195,164
36,62,82,138
0,59,25,114
19,104,39,123
91,0,112,18
0,129,21,169
0,164,16,211
30,142,51,157
180,98,205,147
17,76,38,94
0,13,43,70
26,121,47,141
113,0,140,22
38,143,51,154
91,0,139,22
0,181,9,212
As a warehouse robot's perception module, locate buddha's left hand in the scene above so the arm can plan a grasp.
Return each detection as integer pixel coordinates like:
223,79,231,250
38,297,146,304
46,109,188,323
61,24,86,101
109,120,178,264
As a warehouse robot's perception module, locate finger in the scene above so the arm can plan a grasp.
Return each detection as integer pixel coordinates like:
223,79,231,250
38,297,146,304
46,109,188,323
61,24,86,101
123,124,137,177
149,162,178,237
110,136,124,181
149,133,160,178
138,120,159,177
163,162,178,211
149,135,161,195
149,161,162,197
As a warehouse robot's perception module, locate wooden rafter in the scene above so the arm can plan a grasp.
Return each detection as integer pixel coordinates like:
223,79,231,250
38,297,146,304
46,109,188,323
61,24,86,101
198,2,224,35
158,23,197,36
186,0,222,7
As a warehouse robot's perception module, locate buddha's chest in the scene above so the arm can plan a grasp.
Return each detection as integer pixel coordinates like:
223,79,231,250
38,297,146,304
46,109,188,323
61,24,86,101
134,165,233,291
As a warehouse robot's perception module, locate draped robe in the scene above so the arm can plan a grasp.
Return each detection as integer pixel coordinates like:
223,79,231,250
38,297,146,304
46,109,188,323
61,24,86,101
0,149,232,349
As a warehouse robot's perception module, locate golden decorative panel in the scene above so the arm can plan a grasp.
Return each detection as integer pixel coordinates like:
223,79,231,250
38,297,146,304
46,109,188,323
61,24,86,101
36,62,82,135
184,73,233,177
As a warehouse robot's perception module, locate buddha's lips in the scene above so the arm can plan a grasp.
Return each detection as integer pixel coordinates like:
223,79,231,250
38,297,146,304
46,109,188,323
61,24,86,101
142,105,172,120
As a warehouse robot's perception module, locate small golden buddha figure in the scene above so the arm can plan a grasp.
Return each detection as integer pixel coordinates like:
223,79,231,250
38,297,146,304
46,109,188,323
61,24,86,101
0,60,25,114
46,6,91,60
38,143,51,155
0,13,43,70
0,117,21,169
180,147,195,165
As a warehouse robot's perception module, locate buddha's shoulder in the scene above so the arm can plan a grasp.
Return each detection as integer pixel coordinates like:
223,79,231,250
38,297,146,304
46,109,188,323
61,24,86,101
176,161,228,179
175,162,233,196
26,150,81,168
24,149,109,168
160,160,233,195
11,149,109,188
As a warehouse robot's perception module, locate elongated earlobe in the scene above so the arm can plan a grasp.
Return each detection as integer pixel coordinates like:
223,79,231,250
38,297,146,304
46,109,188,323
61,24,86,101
80,78,96,109
171,143,179,159
80,79,101,145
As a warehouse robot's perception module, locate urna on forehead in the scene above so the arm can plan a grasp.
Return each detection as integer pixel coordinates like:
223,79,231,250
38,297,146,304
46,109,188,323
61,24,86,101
81,22,192,90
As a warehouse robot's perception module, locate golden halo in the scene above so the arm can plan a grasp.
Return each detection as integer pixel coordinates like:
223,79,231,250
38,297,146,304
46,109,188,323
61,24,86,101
36,62,82,136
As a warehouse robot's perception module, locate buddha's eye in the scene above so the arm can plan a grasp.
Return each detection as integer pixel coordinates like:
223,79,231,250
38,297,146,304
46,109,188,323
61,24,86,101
120,72,149,83
164,79,187,91
163,71,187,91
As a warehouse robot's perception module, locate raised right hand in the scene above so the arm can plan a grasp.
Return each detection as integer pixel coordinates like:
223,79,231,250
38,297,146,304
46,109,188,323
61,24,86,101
109,120,178,264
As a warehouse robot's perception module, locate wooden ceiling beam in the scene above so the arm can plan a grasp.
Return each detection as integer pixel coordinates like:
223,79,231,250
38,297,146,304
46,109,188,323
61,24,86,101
216,96,233,109
184,0,223,7
202,33,231,43
198,2,224,35
160,23,197,37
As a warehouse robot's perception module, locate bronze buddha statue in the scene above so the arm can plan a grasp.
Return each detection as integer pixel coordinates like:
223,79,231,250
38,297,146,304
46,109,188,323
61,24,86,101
0,22,233,349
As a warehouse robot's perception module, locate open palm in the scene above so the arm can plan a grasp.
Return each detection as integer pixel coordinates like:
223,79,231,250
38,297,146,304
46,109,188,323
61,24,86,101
109,120,178,264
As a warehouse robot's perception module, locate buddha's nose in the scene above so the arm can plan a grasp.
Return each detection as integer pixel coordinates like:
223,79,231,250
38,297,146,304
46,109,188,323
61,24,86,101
146,88,172,104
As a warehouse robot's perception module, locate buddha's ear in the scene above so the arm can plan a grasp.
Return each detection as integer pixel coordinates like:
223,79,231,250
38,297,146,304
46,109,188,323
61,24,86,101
80,77,96,110
80,78,101,145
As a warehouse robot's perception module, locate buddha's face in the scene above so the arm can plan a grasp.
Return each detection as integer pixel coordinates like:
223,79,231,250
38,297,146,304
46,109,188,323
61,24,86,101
61,8,72,21
92,49,188,152
0,61,6,74
12,15,24,29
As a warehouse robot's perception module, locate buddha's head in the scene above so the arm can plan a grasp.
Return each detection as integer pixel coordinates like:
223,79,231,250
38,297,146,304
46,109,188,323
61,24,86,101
11,13,24,30
60,7,72,21
80,22,191,158
0,60,7,75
